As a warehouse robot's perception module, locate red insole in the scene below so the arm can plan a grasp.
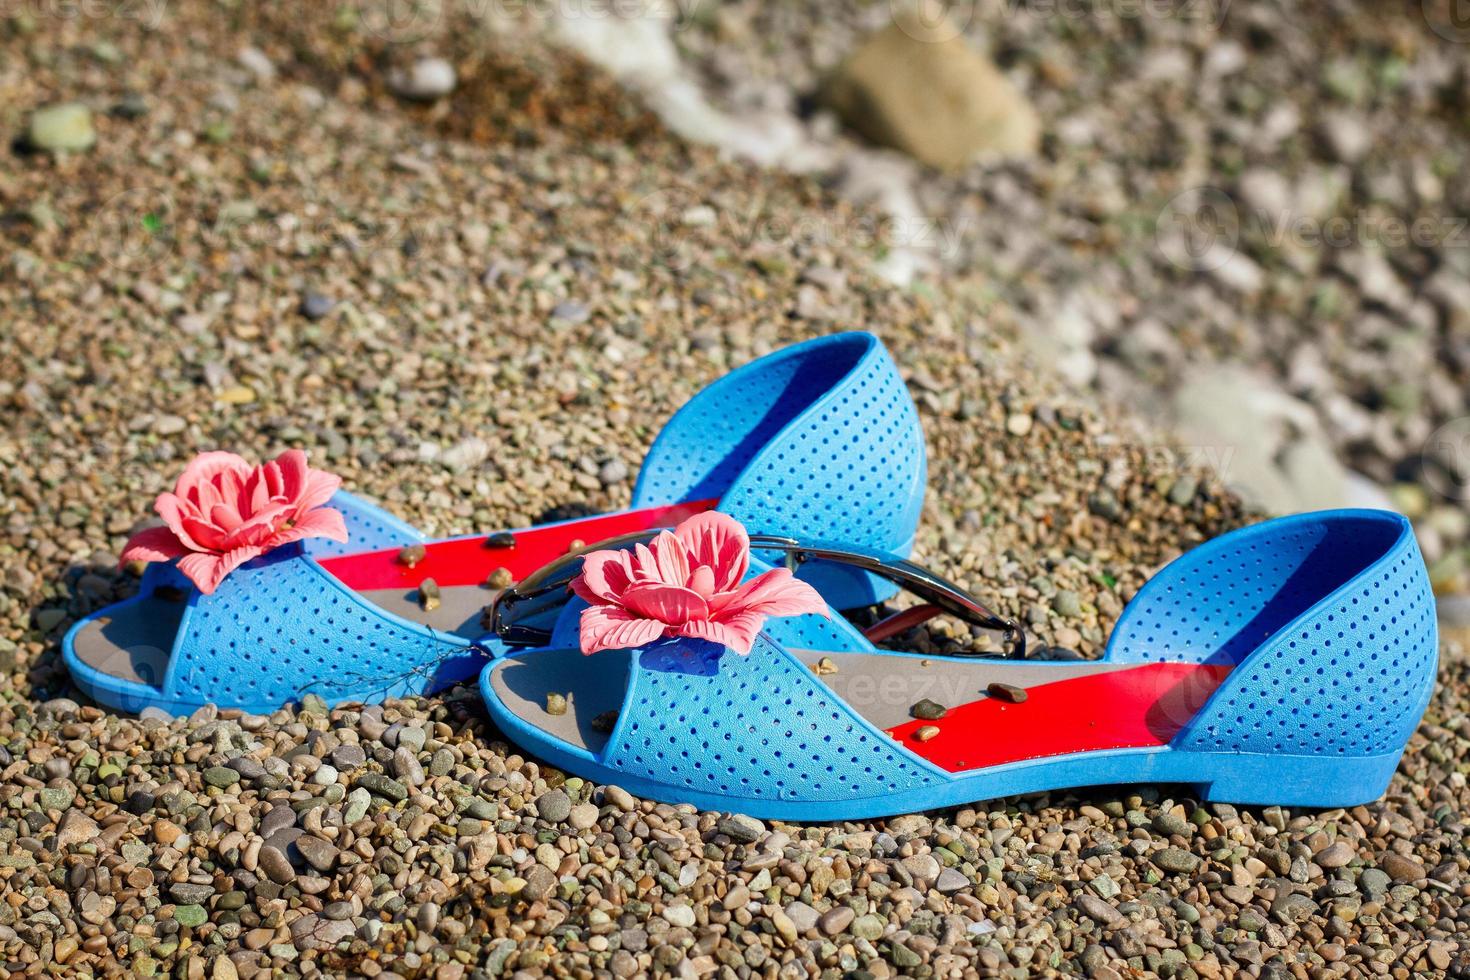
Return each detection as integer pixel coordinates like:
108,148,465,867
319,499,719,591
886,662,1234,772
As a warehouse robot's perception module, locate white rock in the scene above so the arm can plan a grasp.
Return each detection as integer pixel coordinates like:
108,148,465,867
661,904,696,928
238,47,276,82
388,58,456,101
1321,111,1371,164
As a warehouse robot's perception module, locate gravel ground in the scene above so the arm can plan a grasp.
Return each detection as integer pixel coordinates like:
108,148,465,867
1,4,1467,978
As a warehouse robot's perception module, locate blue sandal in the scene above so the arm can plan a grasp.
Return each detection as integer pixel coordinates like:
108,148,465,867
479,509,1436,819
63,332,926,716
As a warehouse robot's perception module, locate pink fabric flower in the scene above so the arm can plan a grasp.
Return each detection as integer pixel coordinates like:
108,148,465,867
570,512,828,656
120,450,348,595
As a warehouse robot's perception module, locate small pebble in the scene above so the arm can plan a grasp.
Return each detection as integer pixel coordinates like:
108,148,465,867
299,291,336,320
986,682,1028,703
536,789,573,823
911,698,947,720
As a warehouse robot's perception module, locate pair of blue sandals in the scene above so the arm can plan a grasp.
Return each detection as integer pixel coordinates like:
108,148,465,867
64,333,1437,819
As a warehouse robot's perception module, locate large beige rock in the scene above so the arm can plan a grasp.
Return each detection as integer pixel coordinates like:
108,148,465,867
820,8,1040,170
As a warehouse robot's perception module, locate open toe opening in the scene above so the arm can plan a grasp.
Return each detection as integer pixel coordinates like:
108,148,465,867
71,594,180,687
66,589,186,708
485,648,633,757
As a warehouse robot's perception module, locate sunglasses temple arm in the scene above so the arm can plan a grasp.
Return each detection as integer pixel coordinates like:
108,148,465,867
751,536,1026,656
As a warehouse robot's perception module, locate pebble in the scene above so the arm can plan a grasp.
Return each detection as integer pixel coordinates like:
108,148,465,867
1077,894,1123,925
935,867,969,894
521,865,557,902
986,681,1027,703
911,698,946,720
343,787,372,823
392,746,424,785
237,46,276,81
28,102,96,152
356,773,408,802
851,914,886,940
173,905,208,928
536,788,573,823
716,813,765,843
662,904,696,928
1052,590,1083,617
1315,841,1354,868
299,291,336,321
169,882,215,905
1381,852,1426,882
550,301,590,324
819,906,855,936
1359,867,1391,901
598,458,629,485
784,901,818,933
388,57,457,100
568,802,599,830
603,785,636,811
257,845,295,885
330,744,366,770
901,853,940,885
1152,847,1201,874
1006,412,1033,436
203,765,240,788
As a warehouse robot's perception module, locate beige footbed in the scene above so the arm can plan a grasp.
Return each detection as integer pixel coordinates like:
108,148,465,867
71,582,499,688
487,648,1131,754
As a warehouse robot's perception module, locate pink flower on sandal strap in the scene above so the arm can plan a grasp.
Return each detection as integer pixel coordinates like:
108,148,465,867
570,512,828,656
120,450,348,595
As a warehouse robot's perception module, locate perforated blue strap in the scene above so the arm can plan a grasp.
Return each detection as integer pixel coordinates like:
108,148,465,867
597,634,943,805
303,490,426,559
160,547,477,708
